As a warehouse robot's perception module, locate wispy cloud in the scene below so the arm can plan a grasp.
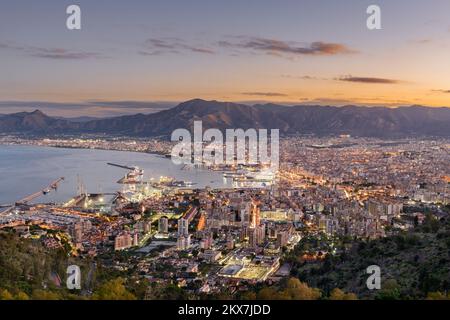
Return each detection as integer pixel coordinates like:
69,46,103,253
140,37,215,56
281,74,402,84
241,92,288,97
281,74,328,81
0,41,106,60
219,37,356,57
139,36,355,58
432,89,450,93
30,48,103,60
297,97,414,106
297,97,356,105
337,76,401,84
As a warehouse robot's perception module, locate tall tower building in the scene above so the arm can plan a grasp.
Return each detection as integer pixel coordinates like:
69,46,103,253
250,201,260,228
178,218,189,236
158,216,168,234
177,234,191,250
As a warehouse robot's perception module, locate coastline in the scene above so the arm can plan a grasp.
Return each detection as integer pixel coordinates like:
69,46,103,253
0,140,171,158
0,144,230,204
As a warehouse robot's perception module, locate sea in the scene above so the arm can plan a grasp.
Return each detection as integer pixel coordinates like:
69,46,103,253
0,144,230,204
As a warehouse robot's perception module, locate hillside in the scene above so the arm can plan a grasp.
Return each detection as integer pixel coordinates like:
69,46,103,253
289,214,450,299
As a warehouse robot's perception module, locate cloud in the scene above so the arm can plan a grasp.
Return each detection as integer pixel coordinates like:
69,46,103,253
84,100,175,110
432,89,450,93
297,97,414,106
297,98,356,105
281,74,328,81
219,37,356,57
337,76,401,84
412,38,432,44
30,48,103,60
140,36,355,58
0,41,105,60
281,74,405,85
140,37,215,56
241,92,288,97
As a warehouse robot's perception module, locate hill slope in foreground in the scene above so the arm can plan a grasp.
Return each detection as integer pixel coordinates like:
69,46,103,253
285,212,450,299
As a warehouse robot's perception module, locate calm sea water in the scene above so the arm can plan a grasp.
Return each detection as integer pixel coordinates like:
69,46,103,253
0,145,230,204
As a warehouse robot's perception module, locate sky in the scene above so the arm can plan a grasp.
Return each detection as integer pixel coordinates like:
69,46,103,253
1,0,450,116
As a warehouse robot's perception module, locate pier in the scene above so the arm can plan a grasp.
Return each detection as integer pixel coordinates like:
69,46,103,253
15,177,65,206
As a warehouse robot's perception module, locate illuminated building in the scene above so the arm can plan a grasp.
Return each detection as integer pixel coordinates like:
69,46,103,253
177,234,191,250
276,231,289,248
226,234,235,250
249,224,265,247
200,232,213,249
158,216,168,234
250,201,260,228
133,232,139,246
203,249,221,262
178,217,189,236
114,232,133,251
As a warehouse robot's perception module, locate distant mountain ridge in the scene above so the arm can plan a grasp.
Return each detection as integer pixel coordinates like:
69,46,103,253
0,110,78,132
1,99,450,138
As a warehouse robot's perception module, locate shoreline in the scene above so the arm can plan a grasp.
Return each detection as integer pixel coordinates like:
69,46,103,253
0,141,170,158
0,144,232,205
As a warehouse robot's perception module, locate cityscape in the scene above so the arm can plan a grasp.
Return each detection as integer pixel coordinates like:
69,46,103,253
0,0,450,306
0,133,449,300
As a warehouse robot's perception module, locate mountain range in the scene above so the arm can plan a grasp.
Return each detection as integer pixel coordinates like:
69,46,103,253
1,99,450,138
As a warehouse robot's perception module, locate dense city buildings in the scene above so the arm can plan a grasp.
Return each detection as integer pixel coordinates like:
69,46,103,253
1,135,448,299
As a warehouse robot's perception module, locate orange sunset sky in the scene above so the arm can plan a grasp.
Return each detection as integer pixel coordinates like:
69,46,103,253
1,0,450,116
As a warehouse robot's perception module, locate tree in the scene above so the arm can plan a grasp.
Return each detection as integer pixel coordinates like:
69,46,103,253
92,278,136,300
422,213,440,233
31,289,61,300
282,278,321,300
375,279,401,300
15,291,30,300
426,292,449,300
329,288,358,300
241,291,257,300
257,287,278,300
0,289,14,300
414,216,419,228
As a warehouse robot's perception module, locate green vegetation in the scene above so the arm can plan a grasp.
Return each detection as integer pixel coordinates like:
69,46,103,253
92,278,136,300
0,231,136,300
329,288,358,300
256,278,321,300
290,216,450,299
144,282,192,300
0,231,70,296
239,277,356,300
2,214,449,300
